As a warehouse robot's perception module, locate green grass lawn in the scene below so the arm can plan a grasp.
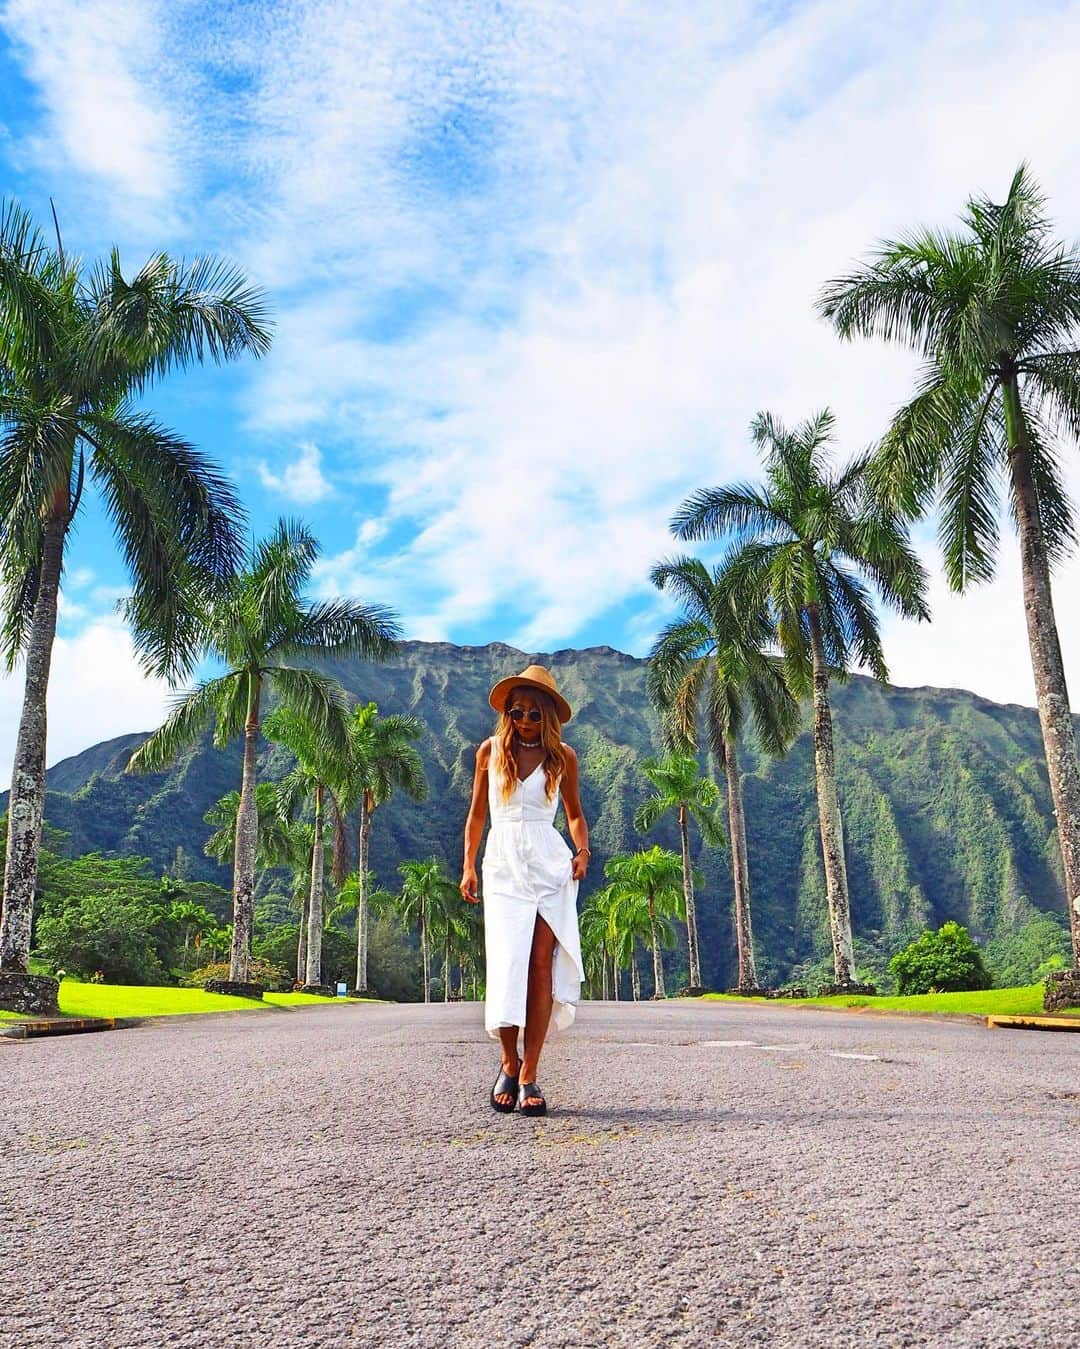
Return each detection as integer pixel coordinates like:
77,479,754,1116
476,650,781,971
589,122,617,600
1,982,381,1021
702,982,1080,1018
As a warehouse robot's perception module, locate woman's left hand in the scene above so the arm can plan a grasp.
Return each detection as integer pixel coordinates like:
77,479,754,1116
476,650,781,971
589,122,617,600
571,853,589,882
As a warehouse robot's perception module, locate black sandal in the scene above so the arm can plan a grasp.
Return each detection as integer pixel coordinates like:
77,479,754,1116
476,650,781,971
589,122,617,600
518,1081,547,1117
490,1069,519,1114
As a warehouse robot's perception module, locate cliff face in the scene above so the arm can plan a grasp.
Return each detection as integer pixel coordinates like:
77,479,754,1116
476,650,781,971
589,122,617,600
15,640,1070,987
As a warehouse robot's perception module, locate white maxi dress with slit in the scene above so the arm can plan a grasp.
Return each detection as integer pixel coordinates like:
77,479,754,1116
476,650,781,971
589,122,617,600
481,738,584,1037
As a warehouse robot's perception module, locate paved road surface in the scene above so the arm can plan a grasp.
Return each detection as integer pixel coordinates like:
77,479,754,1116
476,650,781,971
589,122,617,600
2,1000,1079,1348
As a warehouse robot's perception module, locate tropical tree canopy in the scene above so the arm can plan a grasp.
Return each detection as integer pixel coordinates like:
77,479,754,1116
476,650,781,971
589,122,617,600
670,410,930,691
0,198,272,678
818,164,1080,591
127,520,399,773
647,556,801,760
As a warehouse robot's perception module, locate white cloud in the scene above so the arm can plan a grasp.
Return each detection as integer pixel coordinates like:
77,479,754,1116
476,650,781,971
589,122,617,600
1,0,178,203
7,0,1080,710
257,441,334,503
0,617,172,779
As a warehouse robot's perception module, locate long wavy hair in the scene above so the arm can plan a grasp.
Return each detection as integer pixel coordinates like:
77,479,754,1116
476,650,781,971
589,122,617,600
492,686,567,803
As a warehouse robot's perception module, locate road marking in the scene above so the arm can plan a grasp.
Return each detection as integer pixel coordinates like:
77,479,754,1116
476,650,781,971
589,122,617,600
700,1040,758,1047
827,1051,880,1060
757,1044,807,1051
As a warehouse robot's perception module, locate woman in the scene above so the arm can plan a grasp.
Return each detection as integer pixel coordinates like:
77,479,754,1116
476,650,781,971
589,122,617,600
460,664,589,1117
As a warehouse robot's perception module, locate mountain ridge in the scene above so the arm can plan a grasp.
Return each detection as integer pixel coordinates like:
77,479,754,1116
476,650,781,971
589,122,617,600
7,639,1071,988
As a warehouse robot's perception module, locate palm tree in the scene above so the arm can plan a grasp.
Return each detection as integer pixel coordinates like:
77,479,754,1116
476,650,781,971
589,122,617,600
170,900,217,969
397,859,458,1004
337,702,427,995
818,165,1080,969
0,200,270,987
588,880,652,1000
579,890,617,999
647,558,802,991
127,520,399,984
264,705,350,990
602,847,685,998
671,411,929,987
633,752,724,992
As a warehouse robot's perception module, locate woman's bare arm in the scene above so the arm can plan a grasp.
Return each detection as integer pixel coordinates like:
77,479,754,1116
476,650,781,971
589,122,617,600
459,740,491,902
560,744,590,881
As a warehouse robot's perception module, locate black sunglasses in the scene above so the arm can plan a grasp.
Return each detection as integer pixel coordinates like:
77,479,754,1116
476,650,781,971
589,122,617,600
509,707,543,723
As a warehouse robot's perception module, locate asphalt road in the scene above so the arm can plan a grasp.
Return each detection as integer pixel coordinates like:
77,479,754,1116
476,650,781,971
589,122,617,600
2,999,1079,1349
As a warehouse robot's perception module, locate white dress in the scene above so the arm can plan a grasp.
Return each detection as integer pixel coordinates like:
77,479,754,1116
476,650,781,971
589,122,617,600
481,738,584,1037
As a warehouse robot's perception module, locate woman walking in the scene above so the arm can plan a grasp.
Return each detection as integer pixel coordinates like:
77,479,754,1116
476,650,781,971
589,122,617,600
460,665,589,1116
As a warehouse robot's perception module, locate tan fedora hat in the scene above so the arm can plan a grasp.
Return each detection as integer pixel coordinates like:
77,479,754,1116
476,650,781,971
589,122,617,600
488,664,572,724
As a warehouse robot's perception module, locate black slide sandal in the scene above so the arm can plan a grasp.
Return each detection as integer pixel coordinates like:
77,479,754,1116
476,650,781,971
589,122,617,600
490,1070,519,1113
518,1081,547,1117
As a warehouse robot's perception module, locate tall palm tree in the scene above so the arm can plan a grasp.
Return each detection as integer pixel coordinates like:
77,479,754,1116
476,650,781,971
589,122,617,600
633,752,724,992
264,705,350,990
647,558,802,991
397,858,457,1004
602,847,685,998
337,702,427,995
819,165,1080,968
128,520,399,984
0,200,270,985
672,411,928,987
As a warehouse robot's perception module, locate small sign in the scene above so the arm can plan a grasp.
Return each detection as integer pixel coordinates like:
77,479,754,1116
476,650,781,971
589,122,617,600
336,982,347,998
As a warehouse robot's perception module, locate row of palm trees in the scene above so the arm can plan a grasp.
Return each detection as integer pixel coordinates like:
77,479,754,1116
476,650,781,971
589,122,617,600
638,165,1080,992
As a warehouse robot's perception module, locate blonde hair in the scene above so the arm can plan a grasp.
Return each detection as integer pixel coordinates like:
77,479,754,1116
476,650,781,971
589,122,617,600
491,686,566,803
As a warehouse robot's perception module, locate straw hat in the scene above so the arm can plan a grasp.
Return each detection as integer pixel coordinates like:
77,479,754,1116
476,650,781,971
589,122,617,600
488,664,573,724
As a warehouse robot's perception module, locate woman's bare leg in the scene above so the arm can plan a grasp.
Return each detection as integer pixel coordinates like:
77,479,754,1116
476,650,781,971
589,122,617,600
521,915,556,1106
494,1026,520,1107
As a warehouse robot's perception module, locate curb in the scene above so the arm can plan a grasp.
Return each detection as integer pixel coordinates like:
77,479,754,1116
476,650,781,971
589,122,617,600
986,1014,1080,1032
0,1015,131,1040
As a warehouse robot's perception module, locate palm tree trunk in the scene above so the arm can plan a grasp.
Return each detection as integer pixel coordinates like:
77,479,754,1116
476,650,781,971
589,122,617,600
806,604,856,985
296,894,308,984
228,673,262,983
630,951,641,1001
677,802,703,989
444,925,451,1003
601,958,610,1000
420,904,430,1003
724,738,758,991
305,783,325,987
1004,378,1080,963
649,892,665,998
1,503,67,973
355,792,373,992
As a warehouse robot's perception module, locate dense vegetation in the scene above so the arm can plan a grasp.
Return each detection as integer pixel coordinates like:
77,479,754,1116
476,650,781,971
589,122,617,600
7,639,1073,992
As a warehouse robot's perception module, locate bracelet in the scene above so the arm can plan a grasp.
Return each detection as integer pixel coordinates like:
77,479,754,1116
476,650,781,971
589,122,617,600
574,847,591,859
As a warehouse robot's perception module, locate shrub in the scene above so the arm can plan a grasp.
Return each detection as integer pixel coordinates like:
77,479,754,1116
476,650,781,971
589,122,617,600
182,958,291,992
35,892,167,984
888,921,992,995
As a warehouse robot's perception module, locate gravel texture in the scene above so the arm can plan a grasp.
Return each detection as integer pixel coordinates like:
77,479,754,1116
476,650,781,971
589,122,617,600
2,999,1079,1349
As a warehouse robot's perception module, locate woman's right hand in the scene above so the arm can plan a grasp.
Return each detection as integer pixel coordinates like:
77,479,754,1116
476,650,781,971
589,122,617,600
460,866,480,904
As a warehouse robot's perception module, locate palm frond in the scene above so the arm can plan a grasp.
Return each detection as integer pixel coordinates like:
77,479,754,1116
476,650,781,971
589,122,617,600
127,673,239,774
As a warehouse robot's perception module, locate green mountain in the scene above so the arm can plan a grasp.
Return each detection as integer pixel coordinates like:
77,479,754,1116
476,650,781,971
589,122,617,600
11,640,1072,988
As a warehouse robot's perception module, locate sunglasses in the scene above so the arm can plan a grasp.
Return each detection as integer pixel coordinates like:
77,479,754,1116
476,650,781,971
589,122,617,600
509,707,543,723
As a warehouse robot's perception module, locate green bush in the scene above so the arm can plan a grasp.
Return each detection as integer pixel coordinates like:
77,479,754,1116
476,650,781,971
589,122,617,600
182,958,291,991
35,892,167,984
888,921,992,995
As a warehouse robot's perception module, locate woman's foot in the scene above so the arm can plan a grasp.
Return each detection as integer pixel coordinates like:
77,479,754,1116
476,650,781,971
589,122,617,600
491,1054,520,1111
518,1081,547,1117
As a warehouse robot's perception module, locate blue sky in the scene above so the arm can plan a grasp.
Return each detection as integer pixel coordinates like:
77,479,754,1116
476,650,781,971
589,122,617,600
3,0,1080,768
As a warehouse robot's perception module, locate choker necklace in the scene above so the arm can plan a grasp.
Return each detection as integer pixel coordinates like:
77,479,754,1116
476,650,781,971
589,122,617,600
515,735,543,752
